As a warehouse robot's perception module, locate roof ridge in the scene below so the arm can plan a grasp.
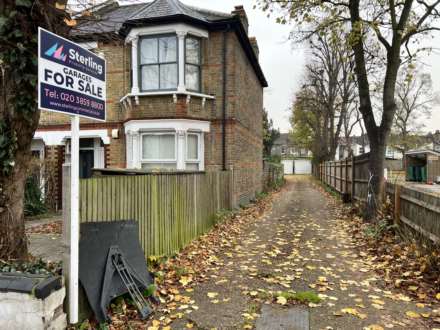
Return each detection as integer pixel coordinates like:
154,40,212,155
168,0,182,13
178,1,232,18
126,0,155,21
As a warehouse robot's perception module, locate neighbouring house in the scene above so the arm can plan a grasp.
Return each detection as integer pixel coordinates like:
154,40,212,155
422,130,440,153
33,0,267,208
335,135,403,161
271,133,312,175
271,133,312,158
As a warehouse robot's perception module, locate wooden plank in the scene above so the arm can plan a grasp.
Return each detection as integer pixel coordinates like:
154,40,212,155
400,215,440,244
394,185,401,225
77,171,235,258
400,193,440,214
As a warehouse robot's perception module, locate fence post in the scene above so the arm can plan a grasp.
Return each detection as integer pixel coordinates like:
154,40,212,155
230,166,235,208
340,160,343,192
326,162,328,185
345,158,349,194
394,184,401,225
351,157,355,201
62,163,71,317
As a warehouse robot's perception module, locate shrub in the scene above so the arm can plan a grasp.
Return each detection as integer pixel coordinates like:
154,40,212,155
24,175,47,217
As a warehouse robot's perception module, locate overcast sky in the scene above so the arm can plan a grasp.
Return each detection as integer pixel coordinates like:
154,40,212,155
178,0,304,133
78,0,440,134
181,0,440,135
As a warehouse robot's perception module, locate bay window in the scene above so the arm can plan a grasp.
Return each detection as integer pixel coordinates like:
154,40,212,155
185,37,201,92
136,32,202,93
125,120,209,172
186,133,201,170
140,35,178,91
141,132,177,169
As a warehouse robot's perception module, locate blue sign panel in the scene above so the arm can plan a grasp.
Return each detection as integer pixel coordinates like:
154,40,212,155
38,28,106,121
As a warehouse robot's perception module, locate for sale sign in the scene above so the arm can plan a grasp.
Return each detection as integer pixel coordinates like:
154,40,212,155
38,28,106,121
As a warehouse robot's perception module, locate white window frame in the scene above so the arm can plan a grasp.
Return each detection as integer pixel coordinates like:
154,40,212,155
185,132,202,170
126,24,208,95
140,131,178,168
139,34,179,92
125,119,209,171
184,35,202,92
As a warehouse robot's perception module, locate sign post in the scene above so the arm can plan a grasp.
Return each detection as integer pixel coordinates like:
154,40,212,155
38,28,106,324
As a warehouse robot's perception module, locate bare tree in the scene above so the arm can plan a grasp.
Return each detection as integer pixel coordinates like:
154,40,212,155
291,32,357,164
391,66,437,152
341,103,362,157
257,0,440,219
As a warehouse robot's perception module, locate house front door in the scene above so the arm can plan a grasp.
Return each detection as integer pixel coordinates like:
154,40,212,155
79,149,94,179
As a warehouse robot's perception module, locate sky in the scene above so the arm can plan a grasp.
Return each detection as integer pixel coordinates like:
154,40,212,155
71,0,440,134
176,0,440,134
176,0,305,133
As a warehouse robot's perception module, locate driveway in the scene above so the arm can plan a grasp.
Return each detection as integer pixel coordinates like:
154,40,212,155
147,176,434,329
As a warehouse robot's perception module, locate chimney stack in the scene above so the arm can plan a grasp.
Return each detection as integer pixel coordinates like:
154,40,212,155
231,5,248,34
249,37,259,59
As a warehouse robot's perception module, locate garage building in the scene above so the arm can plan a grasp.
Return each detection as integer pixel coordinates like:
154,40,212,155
405,149,440,183
281,158,312,175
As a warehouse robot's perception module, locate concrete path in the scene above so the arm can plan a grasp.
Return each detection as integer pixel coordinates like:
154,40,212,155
27,215,63,262
28,234,63,262
150,176,434,329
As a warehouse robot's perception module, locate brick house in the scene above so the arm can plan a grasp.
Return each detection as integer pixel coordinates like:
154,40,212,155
271,133,312,158
33,0,267,208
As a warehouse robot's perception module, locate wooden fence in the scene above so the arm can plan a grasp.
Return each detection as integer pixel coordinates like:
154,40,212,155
386,182,440,244
318,153,403,201
318,154,440,244
263,161,284,191
318,153,371,201
78,171,231,257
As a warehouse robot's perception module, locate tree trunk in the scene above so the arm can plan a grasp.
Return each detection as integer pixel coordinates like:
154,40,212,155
0,0,69,260
364,142,386,221
0,156,30,259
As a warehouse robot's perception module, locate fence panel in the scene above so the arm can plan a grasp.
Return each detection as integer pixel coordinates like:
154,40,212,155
79,171,231,257
319,156,440,244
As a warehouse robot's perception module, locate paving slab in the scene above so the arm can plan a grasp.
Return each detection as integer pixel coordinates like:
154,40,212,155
256,305,309,330
28,234,63,263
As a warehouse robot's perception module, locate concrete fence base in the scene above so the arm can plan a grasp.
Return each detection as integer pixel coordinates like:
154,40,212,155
0,287,67,330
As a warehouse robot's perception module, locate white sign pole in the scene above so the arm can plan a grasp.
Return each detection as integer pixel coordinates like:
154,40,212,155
70,115,80,324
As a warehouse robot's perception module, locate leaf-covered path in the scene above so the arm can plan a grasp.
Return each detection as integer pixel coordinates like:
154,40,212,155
146,176,437,330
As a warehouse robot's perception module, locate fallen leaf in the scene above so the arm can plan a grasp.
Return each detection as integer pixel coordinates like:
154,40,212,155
405,311,420,319
179,276,192,286
341,308,367,319
207,292,218,298
276,296,287,305
364,325,384,330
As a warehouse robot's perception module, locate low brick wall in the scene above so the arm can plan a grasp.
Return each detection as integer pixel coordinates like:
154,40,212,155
0,286,66,329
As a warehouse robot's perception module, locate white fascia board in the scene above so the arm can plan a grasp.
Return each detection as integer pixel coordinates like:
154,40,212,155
125,23,209,42
34,129,111,145
124,119,210,134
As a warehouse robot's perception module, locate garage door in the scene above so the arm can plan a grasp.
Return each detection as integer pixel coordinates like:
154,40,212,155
281,160,294,175
294,159,312,175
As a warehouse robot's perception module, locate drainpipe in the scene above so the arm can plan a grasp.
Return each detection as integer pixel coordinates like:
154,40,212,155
222,26,230,171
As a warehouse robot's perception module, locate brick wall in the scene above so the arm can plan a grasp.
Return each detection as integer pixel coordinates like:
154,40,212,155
43,145,64,210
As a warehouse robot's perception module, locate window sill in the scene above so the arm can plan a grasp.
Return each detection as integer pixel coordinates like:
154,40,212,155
120,90,215,109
